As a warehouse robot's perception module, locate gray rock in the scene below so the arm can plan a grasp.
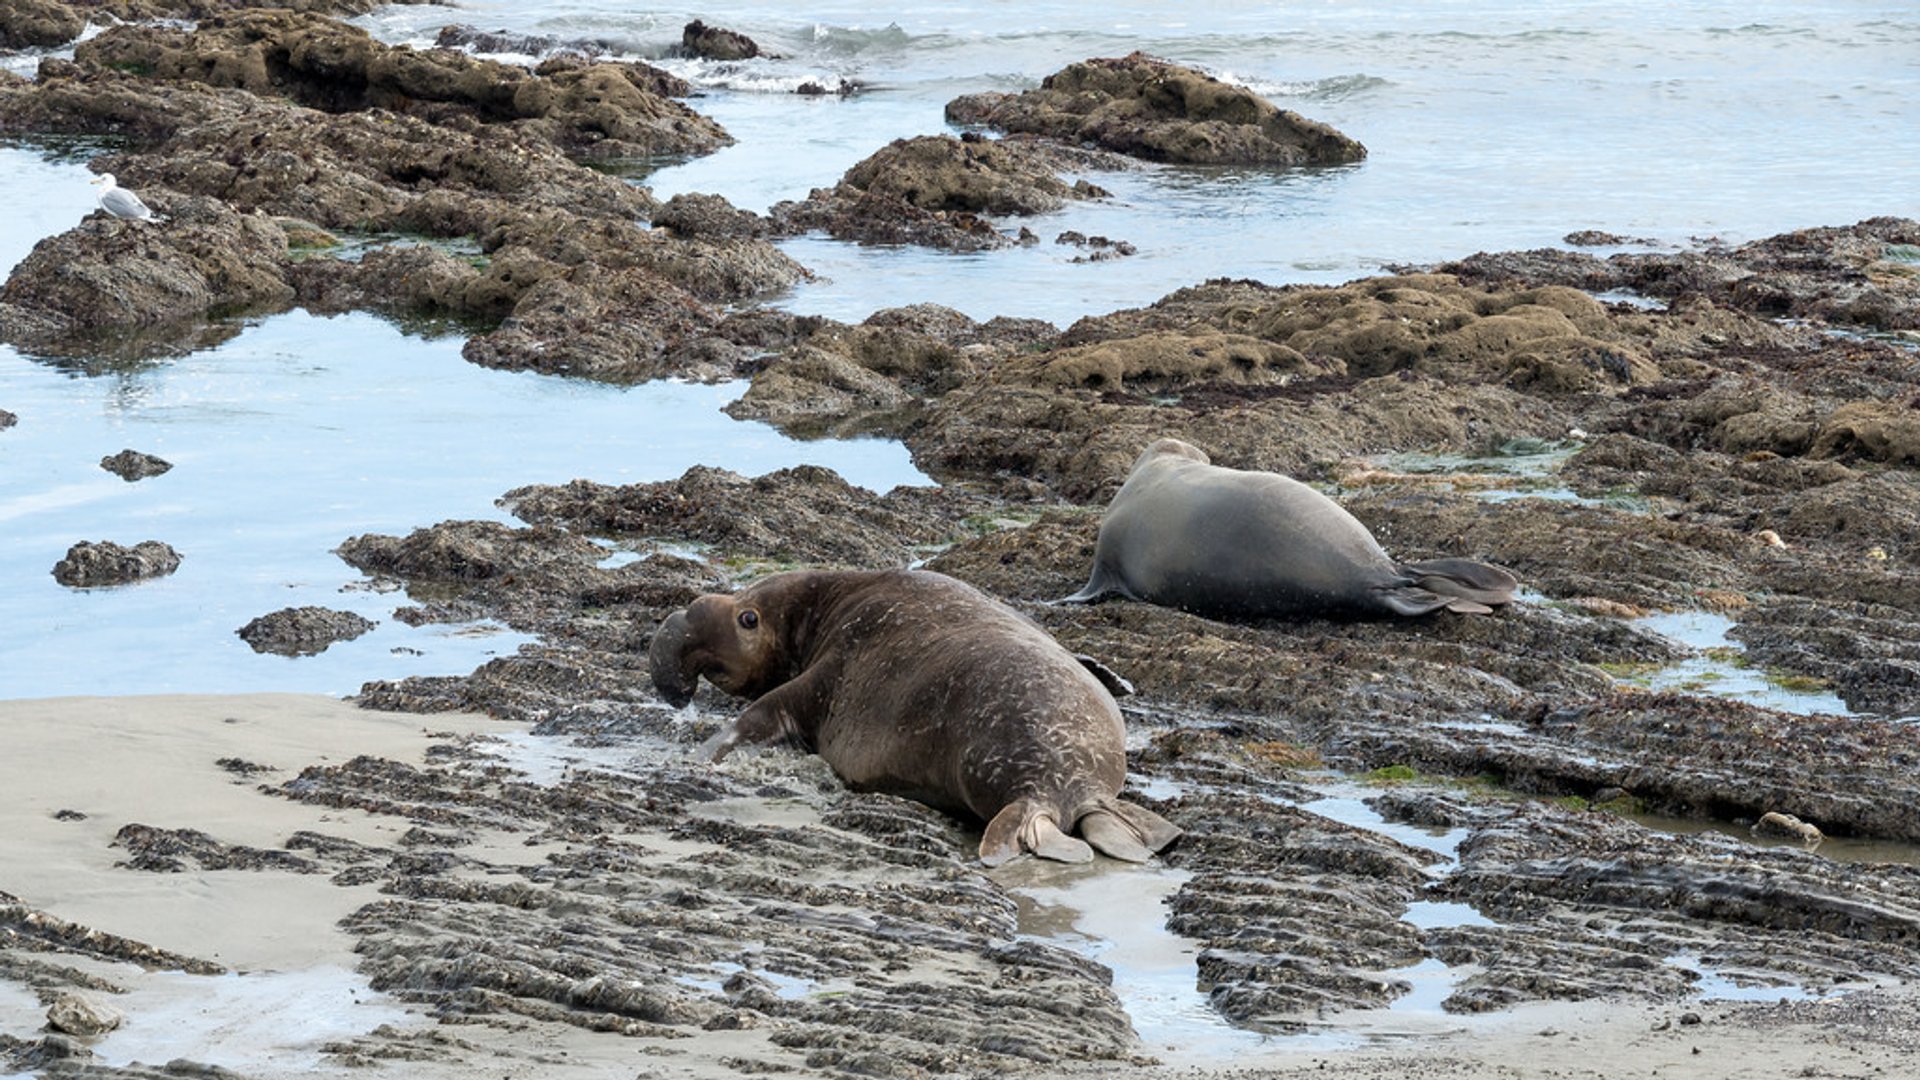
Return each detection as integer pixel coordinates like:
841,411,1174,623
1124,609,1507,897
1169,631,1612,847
99,449,173,482
51,540,182,588
46,993,122,1037
235,606,377,657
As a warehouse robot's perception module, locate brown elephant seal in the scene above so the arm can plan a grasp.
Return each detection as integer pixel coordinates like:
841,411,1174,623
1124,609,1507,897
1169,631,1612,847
650,568,1179,866
1062,438,1517,618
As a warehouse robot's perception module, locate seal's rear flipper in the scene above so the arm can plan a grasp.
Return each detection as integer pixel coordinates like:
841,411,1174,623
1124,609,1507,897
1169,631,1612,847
980,798,1095,866
1398,557,1518,612
1074,654,1135,698
1075,797,1181,863
1053,565,1138,606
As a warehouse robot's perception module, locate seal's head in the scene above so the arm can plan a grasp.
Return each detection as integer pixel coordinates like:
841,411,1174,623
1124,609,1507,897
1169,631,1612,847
1136,436,1210,470
649,589,788,707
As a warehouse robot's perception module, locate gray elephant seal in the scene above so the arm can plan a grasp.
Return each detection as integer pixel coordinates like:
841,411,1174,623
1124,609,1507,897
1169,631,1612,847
1062,438,1517,618
650,567,1179,866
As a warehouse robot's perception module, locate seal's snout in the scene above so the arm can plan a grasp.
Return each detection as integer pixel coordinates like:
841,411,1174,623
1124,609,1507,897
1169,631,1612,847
649,609,698,708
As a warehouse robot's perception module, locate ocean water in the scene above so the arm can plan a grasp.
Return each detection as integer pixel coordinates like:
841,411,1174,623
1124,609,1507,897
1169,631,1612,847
3,1,1918,696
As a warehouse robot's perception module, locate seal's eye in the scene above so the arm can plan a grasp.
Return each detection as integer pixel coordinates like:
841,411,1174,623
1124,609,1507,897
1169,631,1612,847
737,610,759,630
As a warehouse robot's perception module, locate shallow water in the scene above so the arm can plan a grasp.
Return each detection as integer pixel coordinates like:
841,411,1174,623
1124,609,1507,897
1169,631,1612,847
0,154,926,697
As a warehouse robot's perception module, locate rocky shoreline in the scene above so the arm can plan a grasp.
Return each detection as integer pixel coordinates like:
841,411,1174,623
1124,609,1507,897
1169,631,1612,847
5,6,1920,1079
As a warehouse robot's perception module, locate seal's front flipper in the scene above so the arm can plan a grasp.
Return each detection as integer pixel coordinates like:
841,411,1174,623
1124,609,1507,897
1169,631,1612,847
1076,797,1181,862
980,798,1095,866
700,685,809,763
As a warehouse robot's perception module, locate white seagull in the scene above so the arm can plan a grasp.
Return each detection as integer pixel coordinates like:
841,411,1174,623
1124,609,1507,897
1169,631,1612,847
90,173,164,223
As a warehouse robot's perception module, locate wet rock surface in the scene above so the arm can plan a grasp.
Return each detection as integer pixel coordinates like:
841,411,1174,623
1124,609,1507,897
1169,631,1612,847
234,605,377,656
0,191,294,353
51,540,182,588
947,52,1367,166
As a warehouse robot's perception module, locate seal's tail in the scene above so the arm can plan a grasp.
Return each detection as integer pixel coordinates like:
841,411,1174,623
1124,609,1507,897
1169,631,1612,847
978,795,1181,866
1395,557,1518,614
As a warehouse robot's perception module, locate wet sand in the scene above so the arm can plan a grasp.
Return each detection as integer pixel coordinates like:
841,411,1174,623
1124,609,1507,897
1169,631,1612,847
4,693,1917,1080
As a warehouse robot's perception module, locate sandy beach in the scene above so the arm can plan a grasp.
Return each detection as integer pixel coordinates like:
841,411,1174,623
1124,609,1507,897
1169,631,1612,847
4,693,1917,1080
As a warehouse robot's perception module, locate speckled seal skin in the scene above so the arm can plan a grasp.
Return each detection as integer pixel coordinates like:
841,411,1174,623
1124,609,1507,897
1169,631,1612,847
1062,437,1518,618
650,567,1179,865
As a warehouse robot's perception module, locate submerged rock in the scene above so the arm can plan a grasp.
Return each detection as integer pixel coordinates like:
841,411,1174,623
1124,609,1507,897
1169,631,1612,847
51,540,182,588
235,606,377,657
947,52,1367,167
99,449,172,482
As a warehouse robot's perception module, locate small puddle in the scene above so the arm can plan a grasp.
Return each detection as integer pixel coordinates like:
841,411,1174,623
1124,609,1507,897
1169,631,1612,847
89,966,410,1073
677,960,822,1001
1619,609,1853,717
999,860,1279,1062
1363,438,1650,509
1663,953,1822,1004
1626,808,1920,867
1299,782,1472,862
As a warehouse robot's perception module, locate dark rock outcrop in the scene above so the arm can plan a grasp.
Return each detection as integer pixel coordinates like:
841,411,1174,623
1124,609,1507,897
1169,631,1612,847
0,192,293,351
770,133,1117,252
947,52,1367,166
679,19,763,61
75,13,725,159
0,0,83,50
